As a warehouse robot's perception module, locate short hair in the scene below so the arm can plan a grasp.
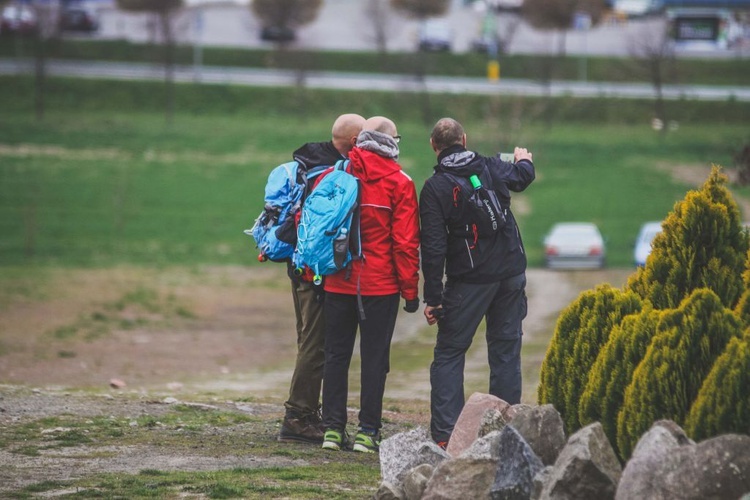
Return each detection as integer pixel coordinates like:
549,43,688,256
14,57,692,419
430,118,464,152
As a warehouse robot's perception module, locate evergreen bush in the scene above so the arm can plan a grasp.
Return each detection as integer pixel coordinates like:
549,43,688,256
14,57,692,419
616,289,742,459
733,248,750,327
537,284,642,434
627,167,748,310
578,305,661,459
684,332,750,441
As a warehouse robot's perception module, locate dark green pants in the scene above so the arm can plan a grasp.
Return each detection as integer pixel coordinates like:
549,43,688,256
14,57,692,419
284,280,325,416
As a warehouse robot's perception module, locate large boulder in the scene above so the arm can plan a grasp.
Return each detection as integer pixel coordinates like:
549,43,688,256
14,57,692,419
508,404,566,466
537,422,622,500
402,463,434,500
380,427,449,489
616,421,750,500
422,457,497,500
490,425,545,500
446,393,511,457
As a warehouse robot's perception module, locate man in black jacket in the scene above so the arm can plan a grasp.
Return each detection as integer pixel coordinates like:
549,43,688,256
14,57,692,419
277,113,365,443
419,117,535,448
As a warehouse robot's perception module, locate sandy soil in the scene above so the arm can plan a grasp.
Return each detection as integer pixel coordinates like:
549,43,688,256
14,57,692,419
0,265,633,494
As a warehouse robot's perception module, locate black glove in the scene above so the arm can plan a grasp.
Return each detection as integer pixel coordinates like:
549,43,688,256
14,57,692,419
403,298,420,313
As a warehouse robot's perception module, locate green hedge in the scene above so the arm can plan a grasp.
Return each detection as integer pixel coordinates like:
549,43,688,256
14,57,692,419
2,38,749,85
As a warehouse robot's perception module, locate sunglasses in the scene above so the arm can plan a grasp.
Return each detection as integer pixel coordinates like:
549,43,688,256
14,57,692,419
393,135,401,143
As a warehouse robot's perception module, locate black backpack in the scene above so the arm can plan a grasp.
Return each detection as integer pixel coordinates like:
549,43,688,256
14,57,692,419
443,171,506,240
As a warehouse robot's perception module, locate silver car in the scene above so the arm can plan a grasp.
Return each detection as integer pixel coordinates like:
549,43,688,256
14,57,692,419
633,221,662,267
543,222,606,270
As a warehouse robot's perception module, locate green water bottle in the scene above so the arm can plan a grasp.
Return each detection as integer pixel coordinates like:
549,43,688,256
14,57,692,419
469,175,482,190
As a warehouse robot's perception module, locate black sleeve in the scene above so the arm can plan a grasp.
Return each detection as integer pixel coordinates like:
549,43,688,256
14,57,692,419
488,156,535,193
419,179,449,307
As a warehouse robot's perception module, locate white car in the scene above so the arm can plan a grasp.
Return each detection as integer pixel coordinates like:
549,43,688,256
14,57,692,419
543,222,605,270
634,221,663,267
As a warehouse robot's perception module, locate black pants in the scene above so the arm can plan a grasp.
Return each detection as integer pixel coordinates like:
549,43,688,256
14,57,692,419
322,292,400,432
430,273,527,443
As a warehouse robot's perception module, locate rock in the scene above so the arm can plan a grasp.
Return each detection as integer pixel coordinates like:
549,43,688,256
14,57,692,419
508,404,566,466
446,393,510,457
460,430,503,461
423,457,497,500
109,378,126,389
479,409,508,437
375,480,404,500
537,422,622,500
380,427,449,488
402,463,434,500
505,403,533,421
531,466,552,500
490,425,545,500
616,425,750,500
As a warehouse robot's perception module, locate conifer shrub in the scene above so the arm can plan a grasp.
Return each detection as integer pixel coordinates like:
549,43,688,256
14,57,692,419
684,332,750,441
616,289,743,459
537,284,642,434
627,167,748,311
578,305,661,459
733,248,750,326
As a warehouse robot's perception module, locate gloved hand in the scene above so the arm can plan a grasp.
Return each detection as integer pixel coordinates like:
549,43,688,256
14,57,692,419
403,298,420,313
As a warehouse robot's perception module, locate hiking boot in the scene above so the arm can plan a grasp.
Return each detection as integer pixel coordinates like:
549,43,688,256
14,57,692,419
278,413,325,444
321,429,349,451
352,429,381,453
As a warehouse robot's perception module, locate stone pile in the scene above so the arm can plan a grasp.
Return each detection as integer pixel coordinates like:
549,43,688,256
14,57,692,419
376,393,750,500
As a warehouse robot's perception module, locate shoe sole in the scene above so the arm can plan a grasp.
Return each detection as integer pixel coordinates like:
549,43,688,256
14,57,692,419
352,443,377,453
277,435,324,444
321,441,342,451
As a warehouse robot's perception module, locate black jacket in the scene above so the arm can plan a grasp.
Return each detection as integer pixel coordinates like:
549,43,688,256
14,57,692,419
293,141,346,182
284,141,347,288
419,145,535,306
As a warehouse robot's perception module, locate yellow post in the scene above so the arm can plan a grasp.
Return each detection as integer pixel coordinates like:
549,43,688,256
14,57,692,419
487,60,500,81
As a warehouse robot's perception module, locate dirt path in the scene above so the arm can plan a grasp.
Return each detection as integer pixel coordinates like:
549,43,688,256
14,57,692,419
0,265,633,494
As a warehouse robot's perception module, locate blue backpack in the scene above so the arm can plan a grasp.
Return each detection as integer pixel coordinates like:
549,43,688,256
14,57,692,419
293,160,361,285
245,161,305,262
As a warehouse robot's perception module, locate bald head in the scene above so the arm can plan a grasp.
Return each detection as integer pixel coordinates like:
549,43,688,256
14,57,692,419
332,113,366,156
363,116,398,137
430,117,465,154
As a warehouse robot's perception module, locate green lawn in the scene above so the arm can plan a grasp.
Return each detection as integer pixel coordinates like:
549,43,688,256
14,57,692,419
1,76,748,268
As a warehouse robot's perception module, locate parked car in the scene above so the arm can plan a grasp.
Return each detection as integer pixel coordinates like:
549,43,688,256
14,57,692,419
60,5,99,33
260,25,295,42
633,221,662,267
543,222,606,270
0,3,37,36
418,19,452,52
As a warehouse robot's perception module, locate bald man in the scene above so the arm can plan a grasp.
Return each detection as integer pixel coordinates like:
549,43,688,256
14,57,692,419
276,113,365,444
320,116,420,453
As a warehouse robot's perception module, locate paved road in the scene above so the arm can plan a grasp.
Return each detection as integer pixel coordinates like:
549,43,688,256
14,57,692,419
2,58,749,101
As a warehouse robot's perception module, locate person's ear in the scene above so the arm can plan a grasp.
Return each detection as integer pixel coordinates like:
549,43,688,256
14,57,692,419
462,134,467,147
430,138,438,153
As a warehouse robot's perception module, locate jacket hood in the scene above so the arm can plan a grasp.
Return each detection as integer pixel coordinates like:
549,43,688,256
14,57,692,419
435,145,483,177
356,130,399,160
292,141,345,169
349,145,402,182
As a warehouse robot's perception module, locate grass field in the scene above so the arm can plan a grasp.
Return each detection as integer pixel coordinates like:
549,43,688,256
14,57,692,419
0,70,748,497
1,75,748,268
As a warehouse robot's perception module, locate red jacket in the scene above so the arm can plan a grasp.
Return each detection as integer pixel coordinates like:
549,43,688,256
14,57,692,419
324,147,420,300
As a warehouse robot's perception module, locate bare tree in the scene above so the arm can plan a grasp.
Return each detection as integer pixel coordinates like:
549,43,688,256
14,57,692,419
251,0,323,38
363,0,400,55
390,0,450,20
627,17,677,132
116,0,184,125
522,0,607,55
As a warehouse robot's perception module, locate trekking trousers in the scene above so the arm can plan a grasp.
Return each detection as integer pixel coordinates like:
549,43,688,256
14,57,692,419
284,279,325,417
322,292,400,432
430,273,527,443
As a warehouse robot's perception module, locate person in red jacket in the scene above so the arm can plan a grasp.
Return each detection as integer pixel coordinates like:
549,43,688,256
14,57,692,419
321,116,420,453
